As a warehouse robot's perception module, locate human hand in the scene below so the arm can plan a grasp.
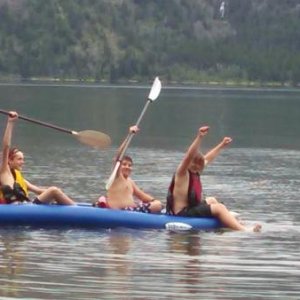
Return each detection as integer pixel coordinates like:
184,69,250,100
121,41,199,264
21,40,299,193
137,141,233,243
8,111,18,121
221,137,232,146
199,126,209,137
129,125,139,134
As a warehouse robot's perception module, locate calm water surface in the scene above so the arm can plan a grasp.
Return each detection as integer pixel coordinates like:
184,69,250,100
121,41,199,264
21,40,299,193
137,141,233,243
0,83,300,299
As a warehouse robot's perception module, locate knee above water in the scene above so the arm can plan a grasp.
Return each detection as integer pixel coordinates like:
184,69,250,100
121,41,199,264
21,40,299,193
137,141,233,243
47,186,61,194
206,196,218,204
211,202,226,214
152,200,162,212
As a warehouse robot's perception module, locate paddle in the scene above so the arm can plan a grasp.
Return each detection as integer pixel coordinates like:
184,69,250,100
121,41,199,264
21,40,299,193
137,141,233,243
105,76,162,190
0,109,111,149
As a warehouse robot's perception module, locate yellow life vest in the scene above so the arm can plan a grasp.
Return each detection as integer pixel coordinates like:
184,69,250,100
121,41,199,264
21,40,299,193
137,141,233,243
14,169,28,197
0,169,28,204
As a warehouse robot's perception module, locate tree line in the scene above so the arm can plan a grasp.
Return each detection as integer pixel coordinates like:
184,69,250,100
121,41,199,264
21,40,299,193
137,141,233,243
1,0,300,85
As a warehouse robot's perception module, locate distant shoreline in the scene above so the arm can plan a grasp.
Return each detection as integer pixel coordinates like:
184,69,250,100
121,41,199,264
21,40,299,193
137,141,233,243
0,76,299,90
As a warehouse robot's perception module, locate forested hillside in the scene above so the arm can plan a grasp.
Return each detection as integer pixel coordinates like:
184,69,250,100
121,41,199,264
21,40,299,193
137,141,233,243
1,0,300,85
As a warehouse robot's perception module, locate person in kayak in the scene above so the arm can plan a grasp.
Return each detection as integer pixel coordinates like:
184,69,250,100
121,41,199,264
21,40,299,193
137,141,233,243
166,125,261,232
94,125,162,213
0,111,75,205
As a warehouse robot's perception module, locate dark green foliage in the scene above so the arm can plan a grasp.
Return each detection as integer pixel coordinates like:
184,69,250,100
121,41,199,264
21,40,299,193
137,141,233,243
0,0,300,85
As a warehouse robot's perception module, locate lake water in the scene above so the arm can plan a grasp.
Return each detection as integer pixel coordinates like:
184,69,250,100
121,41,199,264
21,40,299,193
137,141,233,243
0,83,300,299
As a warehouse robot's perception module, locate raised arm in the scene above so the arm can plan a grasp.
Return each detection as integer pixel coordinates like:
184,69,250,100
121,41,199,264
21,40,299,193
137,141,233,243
1,111,18,172
176,126,209,176
204,136,232,165
115,125,139,162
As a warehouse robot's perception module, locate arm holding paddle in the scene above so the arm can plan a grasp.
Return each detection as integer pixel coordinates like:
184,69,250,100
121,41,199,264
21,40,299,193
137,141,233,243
105,76,161,190
114,125,139,163
0,109,111,149
107,125,139,185
101,76,163,212
1,111,18,178
105,125,139,189
116,126,161,207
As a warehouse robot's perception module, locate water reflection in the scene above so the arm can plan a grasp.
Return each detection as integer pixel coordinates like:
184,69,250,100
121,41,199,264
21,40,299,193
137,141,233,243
167,232,202,295
0,229,27,298
107,233,131,276
168,231,201,256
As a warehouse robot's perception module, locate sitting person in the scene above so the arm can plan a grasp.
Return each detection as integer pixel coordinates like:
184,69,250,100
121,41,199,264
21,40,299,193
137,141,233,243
95,125,162,213
166,125,261,232
0,111,75,205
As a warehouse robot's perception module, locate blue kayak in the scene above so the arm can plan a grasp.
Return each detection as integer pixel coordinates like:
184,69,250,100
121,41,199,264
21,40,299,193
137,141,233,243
0,203,222,230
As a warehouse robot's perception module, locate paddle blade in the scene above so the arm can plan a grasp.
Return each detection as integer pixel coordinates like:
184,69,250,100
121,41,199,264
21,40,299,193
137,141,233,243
148,77,162,102
75,130,111,149
105,161,120,190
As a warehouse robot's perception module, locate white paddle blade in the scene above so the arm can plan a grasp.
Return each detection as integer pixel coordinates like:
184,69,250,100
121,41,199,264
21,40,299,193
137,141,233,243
105,161,121,190
148,77,162,102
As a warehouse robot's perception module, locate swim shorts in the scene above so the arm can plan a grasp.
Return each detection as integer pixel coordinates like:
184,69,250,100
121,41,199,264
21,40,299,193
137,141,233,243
32,198,43,204
123,202,152,213
176,202,212,217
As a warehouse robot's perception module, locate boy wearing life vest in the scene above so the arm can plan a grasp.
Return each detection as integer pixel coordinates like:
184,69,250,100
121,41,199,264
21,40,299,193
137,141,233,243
0,111,75,205
166,126,261,232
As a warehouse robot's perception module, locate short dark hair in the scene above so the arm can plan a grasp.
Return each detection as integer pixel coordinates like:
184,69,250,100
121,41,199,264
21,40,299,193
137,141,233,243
122,155,133,164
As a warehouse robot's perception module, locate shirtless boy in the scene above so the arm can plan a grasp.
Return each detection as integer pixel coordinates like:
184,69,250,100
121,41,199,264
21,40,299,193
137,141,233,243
96,126,162,213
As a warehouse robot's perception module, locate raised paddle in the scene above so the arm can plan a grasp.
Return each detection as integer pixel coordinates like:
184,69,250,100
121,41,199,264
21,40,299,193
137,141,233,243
0,109,111,149
105,76,162,190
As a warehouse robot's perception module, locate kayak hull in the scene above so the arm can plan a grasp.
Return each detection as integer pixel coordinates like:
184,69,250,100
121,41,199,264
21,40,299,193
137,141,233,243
0,204,222,230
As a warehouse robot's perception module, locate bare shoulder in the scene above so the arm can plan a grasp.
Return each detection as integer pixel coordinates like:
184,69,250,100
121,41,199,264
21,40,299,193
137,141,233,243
128,177,138,187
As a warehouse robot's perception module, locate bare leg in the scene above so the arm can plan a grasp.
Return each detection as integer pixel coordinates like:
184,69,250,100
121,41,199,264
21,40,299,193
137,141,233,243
210,203,261,232
37,186,75,205
149,200,162,213
205,196,219,204
206,197,241,222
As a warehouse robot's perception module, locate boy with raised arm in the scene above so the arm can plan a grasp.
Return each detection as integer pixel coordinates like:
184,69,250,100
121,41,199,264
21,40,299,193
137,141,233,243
166,126,261,232
95,126,162,213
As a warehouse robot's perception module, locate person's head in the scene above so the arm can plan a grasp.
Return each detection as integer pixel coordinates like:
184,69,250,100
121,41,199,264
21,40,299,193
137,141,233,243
8,147,25,171
189,152,205,174
120,155,133,178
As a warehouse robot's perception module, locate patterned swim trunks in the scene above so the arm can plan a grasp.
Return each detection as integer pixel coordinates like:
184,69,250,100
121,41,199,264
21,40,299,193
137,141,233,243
123,202,151,213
